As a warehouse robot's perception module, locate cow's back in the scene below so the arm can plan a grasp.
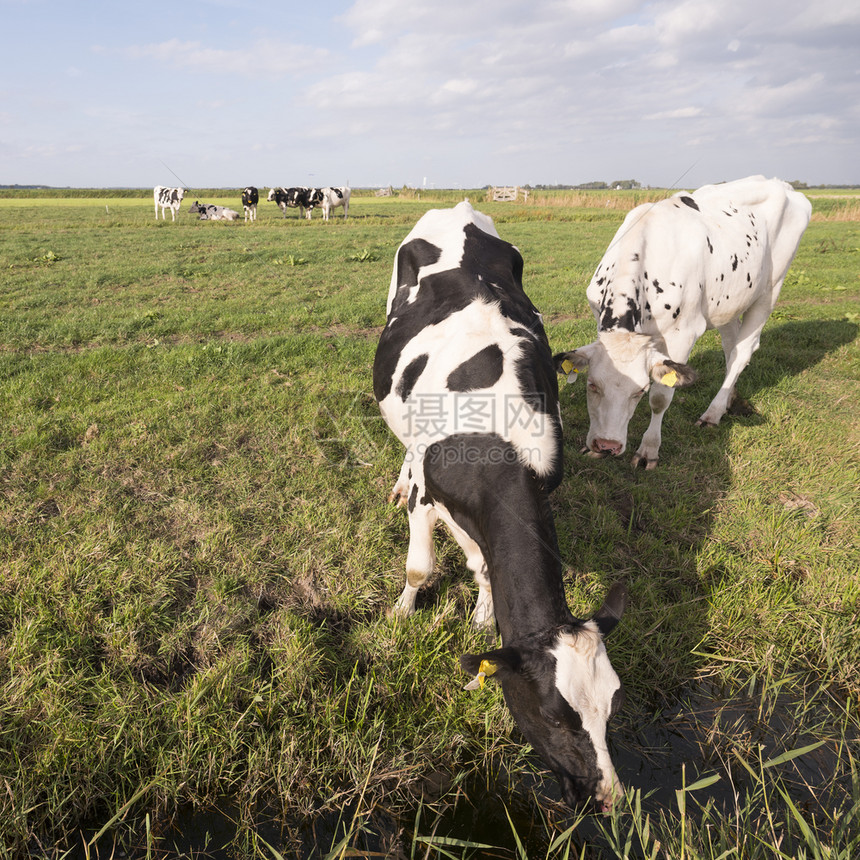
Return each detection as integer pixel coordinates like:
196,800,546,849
374,201,562,487
692,176,811,287
588,177,810,334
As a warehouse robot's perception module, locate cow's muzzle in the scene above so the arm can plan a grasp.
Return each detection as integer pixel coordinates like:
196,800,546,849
589,438,624,457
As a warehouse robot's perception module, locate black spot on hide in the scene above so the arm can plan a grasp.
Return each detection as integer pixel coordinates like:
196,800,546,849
396,353,429,402
680,195,699,211
408,484,419,512
509,326,535,339
617,297,642,331
447,344,504,392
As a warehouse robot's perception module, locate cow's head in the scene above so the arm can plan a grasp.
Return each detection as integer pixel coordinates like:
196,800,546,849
266,188,277,202
189,200,201,213
554,331,696,457
461,584,627,810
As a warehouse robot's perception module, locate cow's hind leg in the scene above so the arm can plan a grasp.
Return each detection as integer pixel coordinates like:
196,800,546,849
698,301,772,427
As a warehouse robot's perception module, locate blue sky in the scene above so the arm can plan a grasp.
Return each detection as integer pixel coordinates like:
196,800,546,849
2,0,859,189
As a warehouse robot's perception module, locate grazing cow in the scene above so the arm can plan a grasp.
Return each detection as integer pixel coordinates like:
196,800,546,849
189,201,240,221
321,186,351,220
373,201,627,809
554,176,811,468
242,186,258,222
153,185,185,221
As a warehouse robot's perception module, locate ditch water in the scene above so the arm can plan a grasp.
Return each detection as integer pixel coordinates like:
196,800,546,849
60,684,853,859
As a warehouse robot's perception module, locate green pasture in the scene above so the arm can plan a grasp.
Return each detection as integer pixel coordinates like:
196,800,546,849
0,193,858,858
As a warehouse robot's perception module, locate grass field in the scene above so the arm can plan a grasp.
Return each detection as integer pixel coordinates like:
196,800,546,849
0,191,858,859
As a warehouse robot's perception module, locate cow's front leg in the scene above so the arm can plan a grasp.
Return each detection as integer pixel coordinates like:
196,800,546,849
471,566,495,630
394,500,437,618
632,383,676,469
444,515,492,629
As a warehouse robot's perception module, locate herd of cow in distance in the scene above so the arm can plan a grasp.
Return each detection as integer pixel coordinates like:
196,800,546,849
159,174,813,811
153,184,350,223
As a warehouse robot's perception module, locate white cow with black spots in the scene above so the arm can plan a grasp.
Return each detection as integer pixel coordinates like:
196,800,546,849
154,185,185,221
321,186,351,220
554,175,811,468
373,200,627,810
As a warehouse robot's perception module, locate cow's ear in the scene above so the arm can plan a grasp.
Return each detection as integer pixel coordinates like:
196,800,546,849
461,646,521,689
591,582,627,638
650,358,697,388
553,348,592,379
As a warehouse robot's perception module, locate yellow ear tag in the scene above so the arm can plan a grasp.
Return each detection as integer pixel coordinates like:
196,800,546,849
465,659,498,691
660,370,678,387
478,659,497,689
561,359,579,385
479,659,497,678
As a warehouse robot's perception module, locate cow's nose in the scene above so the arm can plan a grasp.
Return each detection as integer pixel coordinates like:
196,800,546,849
595,780,623,813
593,438,623,456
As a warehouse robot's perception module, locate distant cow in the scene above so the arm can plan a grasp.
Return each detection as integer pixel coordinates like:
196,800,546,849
302,188,324,219
374,201,627,810
242,186,258,222
554,176,811,468
189,201,240,221
321,186,351,220
267,186,317,219
153,185,185,221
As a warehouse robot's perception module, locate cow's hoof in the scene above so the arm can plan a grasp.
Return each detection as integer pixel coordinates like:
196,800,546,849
389,603,415,621
631,453,658,469
695,417,719,428
388,487,408,507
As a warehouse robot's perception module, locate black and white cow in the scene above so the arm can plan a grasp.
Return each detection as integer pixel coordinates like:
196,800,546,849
189,201,240,221
554,176,811,468
266,186,292,217
321,186,351,220
373,201,627,810
153,185,185,221
302,188,324,219
241,186,258,222
267,186,320,219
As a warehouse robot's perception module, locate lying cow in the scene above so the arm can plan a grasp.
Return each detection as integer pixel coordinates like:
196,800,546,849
189,201,240,221
373,200,627,810
153,185,185,221
321,186,351,220
241,186,258,222
554,175,811,468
